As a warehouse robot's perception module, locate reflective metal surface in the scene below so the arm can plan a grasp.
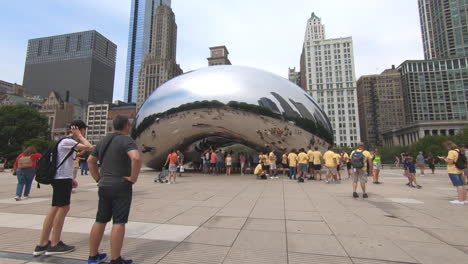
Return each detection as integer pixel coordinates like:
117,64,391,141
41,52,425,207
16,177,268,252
134,65,333,169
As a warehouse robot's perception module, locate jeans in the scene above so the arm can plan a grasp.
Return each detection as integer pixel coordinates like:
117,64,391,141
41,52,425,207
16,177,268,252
80,162,88,175
289,166,297,179
16,168,35,197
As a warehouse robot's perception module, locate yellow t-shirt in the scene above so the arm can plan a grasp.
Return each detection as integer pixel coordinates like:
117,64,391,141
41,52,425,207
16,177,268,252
324,150,338,167
254,164,263,175
342,153,350,163
288,153,298,167
269,152,276,164
350,149,373,170
311,151,322,165
307,150,314,163
260,154,269,165
282,154,287,164
298,152,308,164
447,149,462,174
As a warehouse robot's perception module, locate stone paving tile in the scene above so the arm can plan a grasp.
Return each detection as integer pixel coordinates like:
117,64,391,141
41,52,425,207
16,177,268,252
139,224,198,242
203,216,247,229
351,258,418,264
200,196,234,208
223,248,287,264
286,220,332,235
158,242,229,264
167,206,220,226
285,210,323,221
396,240,468,264
184,227,240,247
231,230,286,251
287,233,348,256
371,226,442,243
337,236,418,263
288,252,353,264
243,218,285,232
422,228,468,246
249,208,285,219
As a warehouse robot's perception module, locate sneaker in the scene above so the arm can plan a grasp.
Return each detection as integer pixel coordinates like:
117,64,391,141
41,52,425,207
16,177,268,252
363,193,369,198
45,241,75,255
33,241,50,256
353,192,359,198
416,185,422,189
23,196,30,199
325,181,330,184
450,200,465,205
110,256,133,264
167,182,171,184
406,183,410,186
376,181,382,184
409,184,415,188
87,253,107,264
14,196,20,201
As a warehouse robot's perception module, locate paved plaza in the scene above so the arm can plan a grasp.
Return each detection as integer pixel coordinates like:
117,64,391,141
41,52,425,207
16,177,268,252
0,168,468,263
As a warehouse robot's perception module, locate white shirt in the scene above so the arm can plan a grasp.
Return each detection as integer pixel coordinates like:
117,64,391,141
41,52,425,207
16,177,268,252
54,138,78,180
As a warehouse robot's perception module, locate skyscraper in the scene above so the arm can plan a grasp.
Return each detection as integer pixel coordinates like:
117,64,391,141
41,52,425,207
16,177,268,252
419,0,468,59
136,3,182,109
125,0,172,103
23,30,116,103
207,46,232,66
357,66,405,146
300,13,360,147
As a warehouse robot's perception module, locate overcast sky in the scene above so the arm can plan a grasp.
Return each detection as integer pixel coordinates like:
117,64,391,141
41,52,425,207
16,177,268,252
0,0,423,101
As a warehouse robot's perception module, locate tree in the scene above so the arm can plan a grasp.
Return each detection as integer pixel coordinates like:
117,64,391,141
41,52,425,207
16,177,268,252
23,138,56,153
0,105,49,160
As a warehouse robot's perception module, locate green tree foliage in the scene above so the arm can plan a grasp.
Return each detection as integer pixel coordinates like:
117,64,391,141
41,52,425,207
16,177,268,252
23,138,56,153
0,105,49,160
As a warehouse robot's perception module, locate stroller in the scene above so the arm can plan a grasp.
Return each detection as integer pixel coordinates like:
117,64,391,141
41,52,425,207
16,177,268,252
155,169,169,183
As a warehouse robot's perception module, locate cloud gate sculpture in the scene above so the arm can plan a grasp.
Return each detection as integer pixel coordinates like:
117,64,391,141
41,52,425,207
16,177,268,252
133,66,333,169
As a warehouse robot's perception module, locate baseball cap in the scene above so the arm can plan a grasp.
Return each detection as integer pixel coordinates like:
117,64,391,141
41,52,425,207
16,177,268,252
458,144,467,148
69,120,88,129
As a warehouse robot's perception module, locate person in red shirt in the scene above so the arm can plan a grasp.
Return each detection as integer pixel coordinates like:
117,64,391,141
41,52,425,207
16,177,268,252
13,146,42,201
210,151,217,174
164,150,178,184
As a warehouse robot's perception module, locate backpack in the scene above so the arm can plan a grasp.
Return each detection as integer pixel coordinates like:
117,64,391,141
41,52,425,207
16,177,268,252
455,150,467,170
18,156,33,169
351,151,365,169
35,137,76,185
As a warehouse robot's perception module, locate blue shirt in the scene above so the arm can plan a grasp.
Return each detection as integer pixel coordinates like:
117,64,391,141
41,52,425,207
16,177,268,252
408,162,416,173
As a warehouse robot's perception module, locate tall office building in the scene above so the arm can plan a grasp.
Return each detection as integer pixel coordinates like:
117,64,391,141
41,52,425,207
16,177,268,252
136,3,182,109
23,30,116,103
207,46,232,66
125,0,172,103
419,0,468,59
300,13,360,147
357,66,405,146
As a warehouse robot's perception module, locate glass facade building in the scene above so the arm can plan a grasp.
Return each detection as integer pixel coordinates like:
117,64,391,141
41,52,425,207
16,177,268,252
124,0,171,103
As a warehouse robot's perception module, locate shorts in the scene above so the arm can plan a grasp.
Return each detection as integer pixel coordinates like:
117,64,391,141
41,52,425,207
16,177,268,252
96,183,132,224
299,164,308,173
52,179,73,207
309,162,314,169
169,164,177,172
429,163,435,170
417,164,425,169
282,163,289,169
210,163,217,168
337,165,341,171
449,173,464,187
346,162,352,170
313,164,322,171
270,164,277,170
326,166,337,175
262,165,269,171
352,169,368,184
373,162,382,170
217,162,223,168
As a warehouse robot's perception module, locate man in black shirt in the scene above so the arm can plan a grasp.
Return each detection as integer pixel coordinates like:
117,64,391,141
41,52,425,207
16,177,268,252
86,115,142,264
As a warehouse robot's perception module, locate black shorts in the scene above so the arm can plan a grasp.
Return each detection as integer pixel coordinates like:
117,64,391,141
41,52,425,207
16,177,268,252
282,163,289,169
262,165,269,171
96,183,133,224
347,162,352,170
52,179,73,207
308,162,314,169
313,164,322,171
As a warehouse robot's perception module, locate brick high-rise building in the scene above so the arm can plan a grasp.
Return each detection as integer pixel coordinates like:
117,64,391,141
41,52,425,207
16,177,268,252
207,46,232,66
136,3,182,109
23,30,116,103
357,66,405,146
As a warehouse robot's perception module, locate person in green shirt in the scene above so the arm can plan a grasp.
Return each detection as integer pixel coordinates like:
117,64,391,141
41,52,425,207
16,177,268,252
372,149,382,184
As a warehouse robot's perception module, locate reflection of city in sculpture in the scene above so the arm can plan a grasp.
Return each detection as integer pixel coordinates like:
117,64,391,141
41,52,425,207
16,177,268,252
134,66,333,169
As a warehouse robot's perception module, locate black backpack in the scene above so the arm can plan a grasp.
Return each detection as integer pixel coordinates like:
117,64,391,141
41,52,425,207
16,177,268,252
455,150,467,170
35,137,76,185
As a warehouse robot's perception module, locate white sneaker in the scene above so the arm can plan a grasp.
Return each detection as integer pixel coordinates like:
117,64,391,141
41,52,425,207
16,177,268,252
464,201,468,204
167,182,171,184
14,196,20,201
449,200,465,205
23,196,30,199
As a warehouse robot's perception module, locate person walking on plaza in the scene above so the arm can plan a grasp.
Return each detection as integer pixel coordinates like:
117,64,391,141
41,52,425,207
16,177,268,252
406,157,422,189
323,146,339,184
79,151,89,175
394,156,400,168
281,151,289,175
252,153,259,173
210,150,217,174
427,152,435,174
372,149,383,184
350,143,373,198
439,142,467,205
225,152,233,176
86,115,142,264
239,152,246,175
164,150,178,184
176,150,184,177
297,148,308,181
216,150,224,174
341,151,351,179
311,147,323,180
13,146,42,201
269,150,278,178
307,147,315,179
33,120,93,256
287,149,298,180
416,151,426,176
